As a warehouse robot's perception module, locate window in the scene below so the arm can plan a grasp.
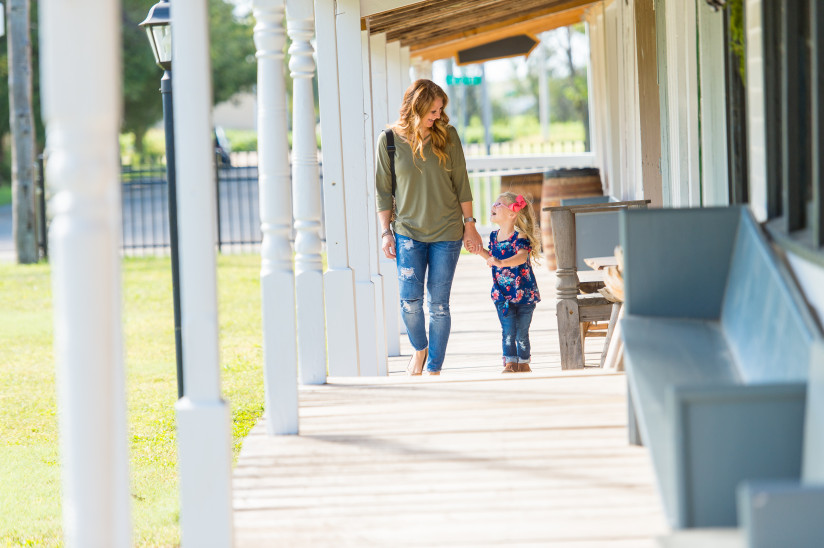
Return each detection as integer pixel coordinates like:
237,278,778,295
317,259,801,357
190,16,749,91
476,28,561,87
762,0,824,264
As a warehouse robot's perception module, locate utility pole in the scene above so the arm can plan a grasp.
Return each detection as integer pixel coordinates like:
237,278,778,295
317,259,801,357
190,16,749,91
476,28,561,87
8,0,37,263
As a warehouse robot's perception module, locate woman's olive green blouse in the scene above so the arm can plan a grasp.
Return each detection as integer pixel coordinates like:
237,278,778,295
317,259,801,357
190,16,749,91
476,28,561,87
375,125,473,242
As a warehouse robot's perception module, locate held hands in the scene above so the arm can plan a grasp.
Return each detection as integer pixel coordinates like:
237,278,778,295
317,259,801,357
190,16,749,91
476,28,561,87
382,233,396,259
462,223,483,254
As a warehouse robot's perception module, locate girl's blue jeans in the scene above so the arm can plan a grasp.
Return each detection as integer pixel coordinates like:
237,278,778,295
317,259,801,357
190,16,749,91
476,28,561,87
494,301,536,363
395,234,462,373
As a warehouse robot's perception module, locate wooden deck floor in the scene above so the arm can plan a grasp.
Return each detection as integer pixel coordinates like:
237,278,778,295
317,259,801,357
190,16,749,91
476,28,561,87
233,254,668,546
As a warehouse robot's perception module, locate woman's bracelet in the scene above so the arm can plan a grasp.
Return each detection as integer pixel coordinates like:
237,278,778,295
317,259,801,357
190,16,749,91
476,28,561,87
381,228,394,238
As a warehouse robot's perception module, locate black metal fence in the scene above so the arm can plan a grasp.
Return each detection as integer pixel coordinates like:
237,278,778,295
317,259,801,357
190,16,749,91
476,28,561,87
121,152,265,256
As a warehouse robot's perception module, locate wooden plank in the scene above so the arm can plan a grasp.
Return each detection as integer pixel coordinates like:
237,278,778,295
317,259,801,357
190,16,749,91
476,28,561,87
412,4,590,62
232,255,667,545
585,255,619,270
543,200,652,212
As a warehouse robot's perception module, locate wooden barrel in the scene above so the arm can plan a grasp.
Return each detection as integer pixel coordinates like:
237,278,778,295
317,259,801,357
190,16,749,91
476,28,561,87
501,173,544,232
540,168,603,270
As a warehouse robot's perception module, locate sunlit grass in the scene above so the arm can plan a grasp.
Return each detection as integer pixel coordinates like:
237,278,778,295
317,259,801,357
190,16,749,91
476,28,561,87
0,254,264,546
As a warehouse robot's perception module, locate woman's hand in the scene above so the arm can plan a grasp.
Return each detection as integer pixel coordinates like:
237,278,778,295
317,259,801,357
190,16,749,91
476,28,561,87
486,256,499,268
463,223,483,254
382,233,396,259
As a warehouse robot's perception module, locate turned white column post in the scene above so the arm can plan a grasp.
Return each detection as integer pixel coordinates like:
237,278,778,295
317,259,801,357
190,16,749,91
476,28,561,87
254,0,299,430
335,0,380,376
41,2,131,545
315,0,360,375
287,0,327,385
170,1,234,545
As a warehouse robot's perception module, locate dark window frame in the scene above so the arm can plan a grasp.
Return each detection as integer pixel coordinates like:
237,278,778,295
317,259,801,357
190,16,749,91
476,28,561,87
762,0,824,266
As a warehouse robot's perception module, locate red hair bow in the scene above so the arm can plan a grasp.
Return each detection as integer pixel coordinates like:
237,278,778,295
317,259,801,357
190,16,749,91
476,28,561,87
508,195,527,213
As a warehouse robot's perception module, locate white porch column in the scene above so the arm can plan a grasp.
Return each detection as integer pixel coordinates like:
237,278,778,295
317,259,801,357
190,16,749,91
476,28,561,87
254,0,299,430
400,46,411,87
315,0,361,375
41,1,130,545
697,2,729,206
372,34,401,358
287,0,327,385
363,29,389,375
384,39,404,351
170,1,234,545
335,0,381,376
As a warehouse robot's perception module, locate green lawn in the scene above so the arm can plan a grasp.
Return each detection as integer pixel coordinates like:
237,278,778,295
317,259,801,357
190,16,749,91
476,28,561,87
0,254,265,547
0,185,11,207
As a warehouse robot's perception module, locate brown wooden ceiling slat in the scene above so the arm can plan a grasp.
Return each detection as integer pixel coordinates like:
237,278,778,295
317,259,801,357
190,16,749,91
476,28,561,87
363,0,594,51
412,4,591,61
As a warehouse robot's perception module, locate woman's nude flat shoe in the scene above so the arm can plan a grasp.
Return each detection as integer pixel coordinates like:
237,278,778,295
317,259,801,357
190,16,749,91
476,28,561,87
406,348,427,376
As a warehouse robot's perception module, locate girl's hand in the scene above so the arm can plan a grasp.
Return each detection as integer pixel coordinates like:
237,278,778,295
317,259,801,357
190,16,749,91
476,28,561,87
486,256,498,268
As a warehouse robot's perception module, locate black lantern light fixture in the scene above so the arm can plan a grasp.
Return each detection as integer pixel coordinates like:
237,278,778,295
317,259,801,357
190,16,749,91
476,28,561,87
140,0,183,399
140,1,172,71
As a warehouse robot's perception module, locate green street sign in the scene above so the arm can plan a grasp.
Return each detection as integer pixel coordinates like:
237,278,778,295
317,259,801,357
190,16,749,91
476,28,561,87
446,75,482,86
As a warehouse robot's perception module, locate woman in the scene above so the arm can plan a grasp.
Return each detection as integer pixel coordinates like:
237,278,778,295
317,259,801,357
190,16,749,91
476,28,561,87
375,79,483,376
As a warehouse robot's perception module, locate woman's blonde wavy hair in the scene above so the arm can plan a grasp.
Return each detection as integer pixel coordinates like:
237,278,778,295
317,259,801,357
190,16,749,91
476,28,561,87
499,191,542,264
390,79,451,167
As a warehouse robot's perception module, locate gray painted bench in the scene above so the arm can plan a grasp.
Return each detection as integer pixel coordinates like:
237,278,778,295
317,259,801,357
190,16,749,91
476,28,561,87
545,199,649,369
735,342,824,547
619,206,820,529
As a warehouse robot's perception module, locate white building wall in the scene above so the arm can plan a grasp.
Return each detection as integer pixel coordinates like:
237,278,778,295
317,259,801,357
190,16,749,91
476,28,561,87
746,0,768,221
697,2,730,206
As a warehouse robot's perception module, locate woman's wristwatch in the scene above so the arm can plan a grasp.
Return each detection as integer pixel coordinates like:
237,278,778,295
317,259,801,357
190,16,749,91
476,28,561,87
463,217,477,224
381,228,394,238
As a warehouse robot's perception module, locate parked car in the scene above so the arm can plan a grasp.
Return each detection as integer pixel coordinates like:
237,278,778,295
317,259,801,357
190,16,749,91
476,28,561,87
214,126,232,166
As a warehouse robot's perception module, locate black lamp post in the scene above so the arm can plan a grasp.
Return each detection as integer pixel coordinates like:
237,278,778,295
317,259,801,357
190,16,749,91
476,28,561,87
140,1,183,399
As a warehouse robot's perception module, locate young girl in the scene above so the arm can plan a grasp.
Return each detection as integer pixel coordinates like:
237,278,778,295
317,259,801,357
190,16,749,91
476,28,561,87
475,192,541,373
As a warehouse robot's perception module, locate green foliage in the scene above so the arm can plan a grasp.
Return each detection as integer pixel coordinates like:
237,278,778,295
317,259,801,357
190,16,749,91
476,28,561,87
0,255,266,546
225,129,258,152
0,184,11,206
121,0,257,154
462,115,584,145
728,0,746,82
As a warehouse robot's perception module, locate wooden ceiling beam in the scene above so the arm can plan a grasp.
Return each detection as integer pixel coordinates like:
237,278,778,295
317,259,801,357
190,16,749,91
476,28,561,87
364,0,573,39
409,3,593,62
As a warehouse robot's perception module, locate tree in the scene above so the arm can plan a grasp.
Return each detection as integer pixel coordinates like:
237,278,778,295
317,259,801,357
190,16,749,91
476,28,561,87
122,0,258,155
8,0,37,263
526,25,590,146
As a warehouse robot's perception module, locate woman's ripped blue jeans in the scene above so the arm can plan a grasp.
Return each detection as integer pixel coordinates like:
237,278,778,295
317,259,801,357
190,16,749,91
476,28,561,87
494,301,536,364
395,234,462,373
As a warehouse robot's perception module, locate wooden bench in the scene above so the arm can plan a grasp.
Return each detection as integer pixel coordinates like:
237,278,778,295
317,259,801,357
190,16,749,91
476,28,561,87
734,341,824,546
656,343,824,547
620,206,821,529
545,199,649,369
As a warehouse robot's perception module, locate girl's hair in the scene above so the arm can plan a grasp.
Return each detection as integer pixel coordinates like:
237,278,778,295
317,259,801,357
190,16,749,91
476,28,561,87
390,79,451,167
499,191,542,264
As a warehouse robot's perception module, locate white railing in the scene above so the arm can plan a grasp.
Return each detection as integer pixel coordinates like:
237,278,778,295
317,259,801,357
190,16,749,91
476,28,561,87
467,152,596,230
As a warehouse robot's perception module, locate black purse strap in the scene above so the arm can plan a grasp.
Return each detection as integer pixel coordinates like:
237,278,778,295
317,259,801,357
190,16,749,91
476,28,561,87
384,128,396,196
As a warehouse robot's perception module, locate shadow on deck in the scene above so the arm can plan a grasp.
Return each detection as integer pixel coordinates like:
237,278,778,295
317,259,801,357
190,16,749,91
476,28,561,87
232,254,667,546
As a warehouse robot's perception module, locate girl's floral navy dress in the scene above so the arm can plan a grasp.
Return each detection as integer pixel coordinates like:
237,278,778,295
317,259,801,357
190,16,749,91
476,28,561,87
489,230,541,314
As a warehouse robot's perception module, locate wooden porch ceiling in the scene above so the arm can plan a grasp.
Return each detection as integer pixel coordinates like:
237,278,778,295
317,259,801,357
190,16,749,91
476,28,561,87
362,0,600,62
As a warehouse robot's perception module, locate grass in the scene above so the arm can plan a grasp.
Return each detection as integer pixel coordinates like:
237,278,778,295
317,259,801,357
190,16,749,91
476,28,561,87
0,185,11,207
0,254,265,547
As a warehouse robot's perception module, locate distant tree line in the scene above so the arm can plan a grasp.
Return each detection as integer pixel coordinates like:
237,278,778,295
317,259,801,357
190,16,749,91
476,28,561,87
0,0,258,187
